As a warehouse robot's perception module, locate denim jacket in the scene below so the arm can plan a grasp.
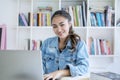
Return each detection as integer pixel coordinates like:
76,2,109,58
41,36,89,77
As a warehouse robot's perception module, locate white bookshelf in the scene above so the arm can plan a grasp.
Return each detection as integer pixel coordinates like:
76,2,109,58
13,0,120,72
88,0,113,72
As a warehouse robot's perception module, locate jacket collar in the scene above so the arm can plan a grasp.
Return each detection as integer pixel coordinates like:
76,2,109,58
49,37,71,49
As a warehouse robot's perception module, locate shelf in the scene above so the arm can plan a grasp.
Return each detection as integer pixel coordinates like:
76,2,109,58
34,0,59,2
89,55,114,58
17,26,118,29
88,26,115,28
8,0,120,72
32,26,52,28
18,26,31,29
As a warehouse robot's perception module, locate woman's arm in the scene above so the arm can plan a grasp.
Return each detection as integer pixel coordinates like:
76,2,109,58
41,40,48,74
66,41,89,76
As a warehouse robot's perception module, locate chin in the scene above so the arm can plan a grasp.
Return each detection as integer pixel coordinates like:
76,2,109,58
59,35,67,39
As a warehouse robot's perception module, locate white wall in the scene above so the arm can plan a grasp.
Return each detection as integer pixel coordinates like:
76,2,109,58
0,0,17,25
107,57,120,74
0,0,17,49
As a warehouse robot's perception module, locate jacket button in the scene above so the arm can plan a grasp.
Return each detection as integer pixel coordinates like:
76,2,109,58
56,60,59,63
71,58,73,62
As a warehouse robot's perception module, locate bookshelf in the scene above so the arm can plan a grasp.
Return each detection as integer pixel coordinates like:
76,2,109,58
15,0,120,72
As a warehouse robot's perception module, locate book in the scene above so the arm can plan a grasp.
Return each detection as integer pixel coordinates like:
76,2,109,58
90,38,95,55
100,39,105,55
90,72,120,80
88,37,93,55
32,40,42,50
100,13,105,26
33,13,37,26
19,13,28,26
82,1,87,26
24,39,30,50
90,12,95,26
38,6,52,12
90,12,97,26
0,24,6,50
28,12,32,26
75,5,79,26
73,6,77,26
79,5,83,26
105,6,112,26
106,40,112,55
37,13,40,26
0,28,2,47
96,12,102,26
46,13,51,26
68,6,74,27
19,14,25,26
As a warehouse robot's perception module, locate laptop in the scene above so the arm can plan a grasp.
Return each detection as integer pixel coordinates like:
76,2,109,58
0,50,44,80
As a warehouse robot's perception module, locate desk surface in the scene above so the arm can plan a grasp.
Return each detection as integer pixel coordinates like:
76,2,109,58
61,76,89,80
60,75,89,80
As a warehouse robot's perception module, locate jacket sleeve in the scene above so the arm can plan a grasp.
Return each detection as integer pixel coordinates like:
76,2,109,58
41,40,48,74
66,41,89,76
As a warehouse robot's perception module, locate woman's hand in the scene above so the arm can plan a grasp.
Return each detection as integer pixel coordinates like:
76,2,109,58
44,70,70,80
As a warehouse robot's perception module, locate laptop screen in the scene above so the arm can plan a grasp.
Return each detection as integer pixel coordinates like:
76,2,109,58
0,50,43,80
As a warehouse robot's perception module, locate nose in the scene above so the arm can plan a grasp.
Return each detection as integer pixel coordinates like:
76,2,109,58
57,26,62,32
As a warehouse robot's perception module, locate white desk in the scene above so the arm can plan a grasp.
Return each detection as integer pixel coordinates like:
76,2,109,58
60,74,90,80
60,76,89,80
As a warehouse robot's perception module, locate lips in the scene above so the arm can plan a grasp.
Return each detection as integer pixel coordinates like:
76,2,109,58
58,32,63,36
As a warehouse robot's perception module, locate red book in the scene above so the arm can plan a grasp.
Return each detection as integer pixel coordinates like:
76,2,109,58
100,39,105,55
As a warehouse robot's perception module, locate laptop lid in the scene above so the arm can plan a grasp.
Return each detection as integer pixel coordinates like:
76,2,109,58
0,50,43,80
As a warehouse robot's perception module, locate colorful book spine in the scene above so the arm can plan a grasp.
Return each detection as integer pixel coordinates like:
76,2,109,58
82,1,87,26
0,24,6,50
96,12,102,26
46,13,51,26
19,13,28,26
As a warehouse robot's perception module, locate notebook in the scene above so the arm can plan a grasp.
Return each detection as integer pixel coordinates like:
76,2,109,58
0,50,44,80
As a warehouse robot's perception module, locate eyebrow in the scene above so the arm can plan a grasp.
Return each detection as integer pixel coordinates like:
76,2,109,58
52,22,64,26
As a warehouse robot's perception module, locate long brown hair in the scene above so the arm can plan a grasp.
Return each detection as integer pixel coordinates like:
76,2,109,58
51,10,81,52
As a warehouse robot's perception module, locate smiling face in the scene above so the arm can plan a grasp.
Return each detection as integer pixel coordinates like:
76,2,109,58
51,15,71,40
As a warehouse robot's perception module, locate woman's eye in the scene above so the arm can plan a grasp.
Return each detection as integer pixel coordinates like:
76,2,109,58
52,25,57,28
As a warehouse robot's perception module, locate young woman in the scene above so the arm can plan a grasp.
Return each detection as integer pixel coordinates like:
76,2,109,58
41,10,89,80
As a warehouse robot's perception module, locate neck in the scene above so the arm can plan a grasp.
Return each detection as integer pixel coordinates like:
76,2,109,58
58,38,66,51
59,38,66,44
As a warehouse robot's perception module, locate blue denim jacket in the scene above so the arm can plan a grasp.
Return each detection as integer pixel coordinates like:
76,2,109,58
41,37,89,77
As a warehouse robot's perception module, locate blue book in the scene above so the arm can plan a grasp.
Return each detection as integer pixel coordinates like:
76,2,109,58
82,1,87,26
100,13,105,26
19,14,25,26
19,13,28,26
90,13,94,26
96,12,102,26
90,12,97,26
90,41,95,55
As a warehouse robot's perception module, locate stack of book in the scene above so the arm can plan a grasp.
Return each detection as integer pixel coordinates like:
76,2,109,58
19,6,52,27
90,6,115,27
62,1,87,27
88,37,112,55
